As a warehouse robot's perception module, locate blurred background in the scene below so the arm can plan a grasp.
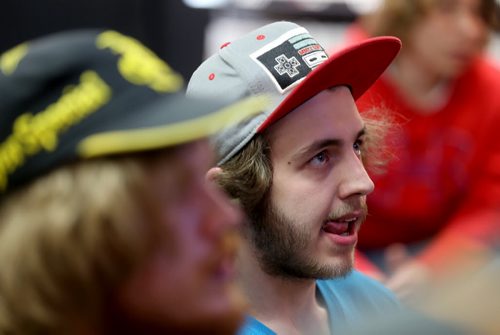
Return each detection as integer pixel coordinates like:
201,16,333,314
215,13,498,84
2,0,498,80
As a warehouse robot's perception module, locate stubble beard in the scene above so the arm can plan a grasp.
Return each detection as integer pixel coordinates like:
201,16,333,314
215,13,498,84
247,199,359,280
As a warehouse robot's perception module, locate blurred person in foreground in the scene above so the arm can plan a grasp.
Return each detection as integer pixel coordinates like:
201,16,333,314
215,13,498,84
188,21,402,335
0,29,269,334
344,0,500,302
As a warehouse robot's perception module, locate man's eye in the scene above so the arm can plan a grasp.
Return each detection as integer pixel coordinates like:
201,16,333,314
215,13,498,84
353,139,364,156
310,151,329,166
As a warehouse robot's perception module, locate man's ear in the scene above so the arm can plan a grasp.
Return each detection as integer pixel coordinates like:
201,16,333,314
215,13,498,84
206,166,223,183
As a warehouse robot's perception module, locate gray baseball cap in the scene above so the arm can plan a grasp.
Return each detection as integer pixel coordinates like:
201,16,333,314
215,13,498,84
187,21,401,165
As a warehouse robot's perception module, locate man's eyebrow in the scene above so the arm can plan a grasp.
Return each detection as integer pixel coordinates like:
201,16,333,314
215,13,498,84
357,127,367,139
292,139,341,161
291,126,367,161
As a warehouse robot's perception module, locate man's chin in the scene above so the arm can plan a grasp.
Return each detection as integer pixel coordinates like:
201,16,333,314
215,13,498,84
326,253,355,278
307,252,355,279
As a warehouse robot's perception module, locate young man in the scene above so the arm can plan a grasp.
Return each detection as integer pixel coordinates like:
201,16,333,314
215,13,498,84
187,21,402,334
0,30,268,334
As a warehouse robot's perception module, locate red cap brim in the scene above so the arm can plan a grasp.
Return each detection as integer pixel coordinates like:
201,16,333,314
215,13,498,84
257,36,401,131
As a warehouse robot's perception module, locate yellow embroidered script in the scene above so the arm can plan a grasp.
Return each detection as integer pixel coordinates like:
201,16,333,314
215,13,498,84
0,71,111,191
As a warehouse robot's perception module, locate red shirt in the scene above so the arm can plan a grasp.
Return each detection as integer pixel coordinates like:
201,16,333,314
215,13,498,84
348,26,500,272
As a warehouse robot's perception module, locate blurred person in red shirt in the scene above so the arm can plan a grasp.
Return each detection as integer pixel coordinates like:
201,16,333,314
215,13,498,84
344,0,500,302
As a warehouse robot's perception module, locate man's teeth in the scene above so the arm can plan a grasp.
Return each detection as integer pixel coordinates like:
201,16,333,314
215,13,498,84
341,217,357,223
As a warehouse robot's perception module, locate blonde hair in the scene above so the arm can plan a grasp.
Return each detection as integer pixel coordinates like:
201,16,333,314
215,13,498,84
361,0,499,45
0,157,152,334
361,106,402,176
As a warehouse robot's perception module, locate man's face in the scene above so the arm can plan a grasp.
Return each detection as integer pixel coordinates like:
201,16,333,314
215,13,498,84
117,140,246,334
409,0,488,79
252,87,374,279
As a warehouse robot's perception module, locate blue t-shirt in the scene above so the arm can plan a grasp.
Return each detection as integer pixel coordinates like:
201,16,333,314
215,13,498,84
237,270,399,335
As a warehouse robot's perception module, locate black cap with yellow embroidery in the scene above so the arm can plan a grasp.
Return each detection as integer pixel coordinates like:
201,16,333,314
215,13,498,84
0,30,269,194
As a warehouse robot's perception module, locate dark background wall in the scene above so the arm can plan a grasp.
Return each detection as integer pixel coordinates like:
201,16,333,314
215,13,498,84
0,0,209,79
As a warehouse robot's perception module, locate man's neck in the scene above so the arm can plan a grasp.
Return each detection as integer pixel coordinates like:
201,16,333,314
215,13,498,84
237,241,330,335
388,54,452,112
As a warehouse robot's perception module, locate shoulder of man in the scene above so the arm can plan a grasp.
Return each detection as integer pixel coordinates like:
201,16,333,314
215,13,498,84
236,316,276,335
317,270,400,314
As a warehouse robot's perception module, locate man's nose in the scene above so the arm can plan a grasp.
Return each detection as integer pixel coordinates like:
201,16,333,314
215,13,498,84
337,151,375,200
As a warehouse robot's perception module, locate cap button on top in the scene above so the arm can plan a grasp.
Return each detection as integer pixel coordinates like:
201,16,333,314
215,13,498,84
208,73,215,80
220,41,231,49
256,34,265,40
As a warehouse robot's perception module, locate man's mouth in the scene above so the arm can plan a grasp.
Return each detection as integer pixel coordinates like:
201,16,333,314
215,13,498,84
209,232,241,283
320,210,366,247
321,214,358,236
213,256,236,282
